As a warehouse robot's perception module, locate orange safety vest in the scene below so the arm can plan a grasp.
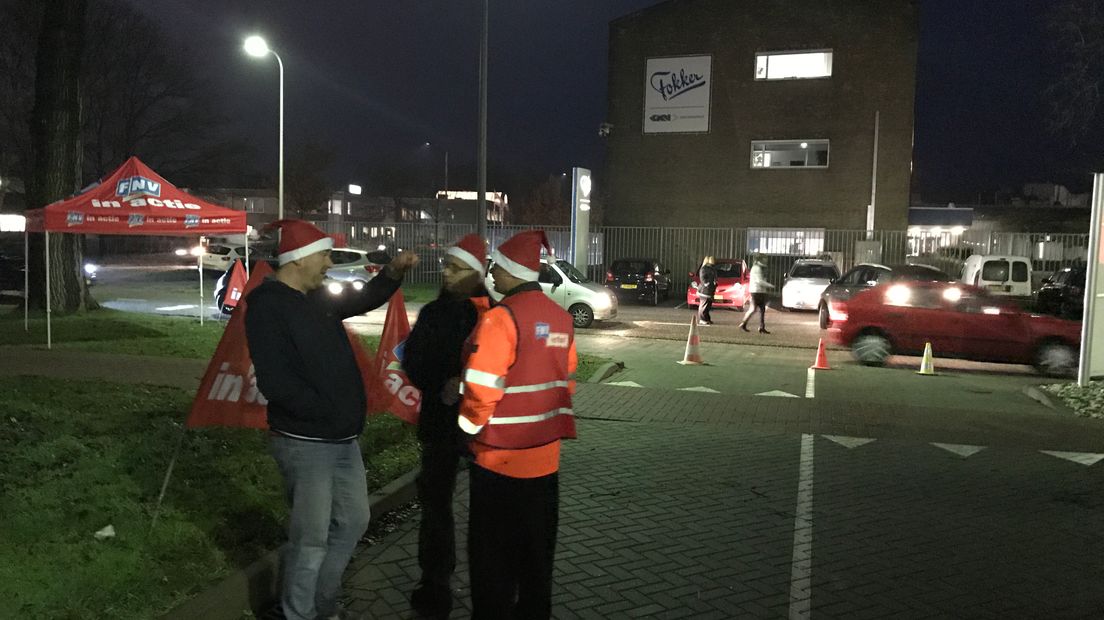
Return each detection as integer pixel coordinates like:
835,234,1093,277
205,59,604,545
476,290,576,449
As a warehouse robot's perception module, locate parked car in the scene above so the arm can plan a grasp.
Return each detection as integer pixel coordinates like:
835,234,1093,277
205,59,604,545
781,259,839,311
1035,263,1086,320
0,253,96,290
959,254,1032,297
605,258,672,305
819,263,951,329
487,258,617,328
827,280,1081,376
686,258,750,310
200,244,248,272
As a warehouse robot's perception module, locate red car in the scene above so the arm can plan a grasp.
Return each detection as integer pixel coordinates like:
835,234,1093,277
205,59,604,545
827,281,1081,376
686,258,750,310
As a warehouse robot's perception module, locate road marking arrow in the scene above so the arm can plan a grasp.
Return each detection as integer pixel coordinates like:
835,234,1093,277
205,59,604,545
1040,450,1104,466
822,435,875,449
931,443,985,458
756,390,799,398
606,381,643,388
155,304,197,311
679,386,720,393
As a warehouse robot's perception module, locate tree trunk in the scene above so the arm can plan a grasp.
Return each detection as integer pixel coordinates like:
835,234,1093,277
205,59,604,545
27,0,89,314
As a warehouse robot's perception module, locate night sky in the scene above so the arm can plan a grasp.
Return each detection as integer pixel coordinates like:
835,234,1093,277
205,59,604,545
125,0,1066,202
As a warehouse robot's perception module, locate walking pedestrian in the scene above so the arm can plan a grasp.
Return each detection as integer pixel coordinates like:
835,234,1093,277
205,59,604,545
458,230,578,620
403,234,492,617
697,255,717,325
244,219,419,620
740,253,774,334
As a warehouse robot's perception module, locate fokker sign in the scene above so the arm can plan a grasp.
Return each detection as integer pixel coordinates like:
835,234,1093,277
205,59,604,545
643,55,712,134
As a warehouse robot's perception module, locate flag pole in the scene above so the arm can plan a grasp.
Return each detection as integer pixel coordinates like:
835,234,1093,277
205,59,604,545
149,422,188,534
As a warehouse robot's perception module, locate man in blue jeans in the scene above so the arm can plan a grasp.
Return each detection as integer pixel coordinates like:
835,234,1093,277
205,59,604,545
245,219,418,620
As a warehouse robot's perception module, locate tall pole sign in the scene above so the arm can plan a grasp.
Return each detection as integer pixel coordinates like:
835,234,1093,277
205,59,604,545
1078,173,1104,385
570,167,592,273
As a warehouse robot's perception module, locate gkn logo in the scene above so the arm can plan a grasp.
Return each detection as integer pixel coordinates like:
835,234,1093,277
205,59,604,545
128,214,146,227
116,175,161,198
649,114,672,122
66,211,84,226
184,214,200,228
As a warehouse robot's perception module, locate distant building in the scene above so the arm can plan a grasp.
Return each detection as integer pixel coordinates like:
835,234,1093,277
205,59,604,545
604,0,918,233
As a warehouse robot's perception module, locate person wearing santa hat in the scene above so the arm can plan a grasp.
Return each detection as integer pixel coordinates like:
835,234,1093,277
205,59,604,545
458,230,578,619
244,219,418,620
401,233,492,616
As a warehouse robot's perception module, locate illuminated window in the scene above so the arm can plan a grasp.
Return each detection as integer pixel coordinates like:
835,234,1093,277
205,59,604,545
747,228,826,256
751,139,829,168
755,50,833,80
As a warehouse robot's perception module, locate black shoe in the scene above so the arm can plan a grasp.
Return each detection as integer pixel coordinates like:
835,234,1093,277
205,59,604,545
759,328,770,334
411,584,453,617
739,323,749,332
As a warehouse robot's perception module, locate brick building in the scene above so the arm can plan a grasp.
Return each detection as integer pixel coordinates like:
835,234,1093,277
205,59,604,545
604,0,918,239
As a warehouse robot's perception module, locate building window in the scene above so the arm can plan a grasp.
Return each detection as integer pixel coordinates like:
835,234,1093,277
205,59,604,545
747,228,826,256
751,139,829,168
755,50,833,80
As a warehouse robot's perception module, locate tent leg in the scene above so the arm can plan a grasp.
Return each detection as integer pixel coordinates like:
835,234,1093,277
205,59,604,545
149,423,188,535
198,241,204,326
244,232,250,279
24,231,28,332
45,232,51,349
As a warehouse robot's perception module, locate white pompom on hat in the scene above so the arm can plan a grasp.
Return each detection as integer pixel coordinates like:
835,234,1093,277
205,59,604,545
445,233,487,273
491,230,552,281
267,219,334,265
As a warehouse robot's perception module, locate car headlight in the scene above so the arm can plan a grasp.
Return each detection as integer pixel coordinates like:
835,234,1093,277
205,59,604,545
592,293,612,310
885,284,911,306
327,282,344,295
377,244,387,251
174,248,188,257
190,246,204,256
351,280,365,291
83,263,98,275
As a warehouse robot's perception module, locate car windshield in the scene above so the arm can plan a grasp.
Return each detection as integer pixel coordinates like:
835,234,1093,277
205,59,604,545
791,264,838,279
556,260,590,283
893,266,951,282
715,262,743,278
612,260,650,275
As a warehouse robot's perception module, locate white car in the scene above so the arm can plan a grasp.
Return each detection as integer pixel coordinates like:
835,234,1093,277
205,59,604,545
324,248,387,284
782,259,840,310
486,258,617,328
200,244,248,272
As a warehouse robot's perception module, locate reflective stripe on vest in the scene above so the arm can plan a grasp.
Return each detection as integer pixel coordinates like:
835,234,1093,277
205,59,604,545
487,407,574,425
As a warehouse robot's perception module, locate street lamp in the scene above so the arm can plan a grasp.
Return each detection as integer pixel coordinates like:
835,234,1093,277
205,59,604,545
244,35,284,220
423,142,449,243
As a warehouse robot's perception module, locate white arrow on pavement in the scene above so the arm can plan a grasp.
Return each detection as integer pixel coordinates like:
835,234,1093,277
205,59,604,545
606,381,644,388
931,443,986,458
1040,450,1104,467
679,386,721,393
756,390,799,398
155,304,197,311
822,435,875,449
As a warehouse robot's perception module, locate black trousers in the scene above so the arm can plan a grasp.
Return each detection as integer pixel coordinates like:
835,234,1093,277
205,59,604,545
742,292,768,328
468,464,559,620
697,291,714,323
416,440,462,590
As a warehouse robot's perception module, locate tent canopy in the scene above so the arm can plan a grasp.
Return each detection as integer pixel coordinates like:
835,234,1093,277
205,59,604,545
25,156,246,236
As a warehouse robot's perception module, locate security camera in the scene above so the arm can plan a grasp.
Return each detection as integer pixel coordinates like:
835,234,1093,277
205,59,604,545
598,122,613,138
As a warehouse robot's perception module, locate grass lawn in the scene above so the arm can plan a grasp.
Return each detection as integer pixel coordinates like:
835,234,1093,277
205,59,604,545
0,376,418,619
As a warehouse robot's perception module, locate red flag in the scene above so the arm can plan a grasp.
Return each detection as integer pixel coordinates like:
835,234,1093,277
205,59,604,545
187,263,381,429
223,259,248,311
365,289,421,424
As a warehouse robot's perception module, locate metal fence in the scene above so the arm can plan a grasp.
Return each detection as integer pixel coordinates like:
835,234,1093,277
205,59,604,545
302,219,1094,292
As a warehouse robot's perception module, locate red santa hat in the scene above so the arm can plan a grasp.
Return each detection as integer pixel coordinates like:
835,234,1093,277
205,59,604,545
267,219,334,265
445,233,487,273
491,230,552,281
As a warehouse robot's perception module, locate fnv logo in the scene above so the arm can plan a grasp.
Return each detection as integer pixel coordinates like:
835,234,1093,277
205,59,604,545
535,322,550,339
67,211,84,226
184,214,200,228
116,175,161,198
128,213,146,227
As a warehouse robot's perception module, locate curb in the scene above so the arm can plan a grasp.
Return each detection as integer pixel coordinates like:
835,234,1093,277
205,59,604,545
163,467,421,620
588,360,626,383
1022,385,1069,414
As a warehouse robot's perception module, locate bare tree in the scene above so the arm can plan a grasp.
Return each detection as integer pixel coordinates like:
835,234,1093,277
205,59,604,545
286,142,336,218
514,174,569,225
1044,0,1104,149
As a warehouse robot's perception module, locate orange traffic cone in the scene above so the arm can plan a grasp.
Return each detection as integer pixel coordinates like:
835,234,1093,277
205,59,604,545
677,314,705,365
917,342,936,376
810,338,831,370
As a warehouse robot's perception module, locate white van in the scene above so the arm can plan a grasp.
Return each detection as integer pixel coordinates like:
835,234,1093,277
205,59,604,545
486,258,617,328
960,254,1032,296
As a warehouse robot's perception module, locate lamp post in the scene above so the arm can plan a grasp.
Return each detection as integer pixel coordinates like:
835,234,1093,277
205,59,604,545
244,35,284,220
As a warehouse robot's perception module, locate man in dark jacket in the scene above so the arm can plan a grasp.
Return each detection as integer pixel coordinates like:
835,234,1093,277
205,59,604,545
245,219,418,620
697,255,717,325
402,234,491,617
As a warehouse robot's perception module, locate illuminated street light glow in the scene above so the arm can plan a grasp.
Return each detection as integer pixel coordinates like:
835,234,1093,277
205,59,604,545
243,35,270,58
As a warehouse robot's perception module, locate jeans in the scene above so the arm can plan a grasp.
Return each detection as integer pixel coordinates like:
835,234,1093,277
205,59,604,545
270,435,371,620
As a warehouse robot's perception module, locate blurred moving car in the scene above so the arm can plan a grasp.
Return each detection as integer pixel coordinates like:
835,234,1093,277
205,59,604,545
605,258,672,305
487,257,617,329
686,258,749,310
828,280,1081,376
781,259,839,311
819,263,951,329
959,254,1032,297
0,253,96,290
1035,263,1086,320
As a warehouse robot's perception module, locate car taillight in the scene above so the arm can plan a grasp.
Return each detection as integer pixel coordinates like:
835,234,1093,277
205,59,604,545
365,264,381,274
606,271,614,282
644,271,654,282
